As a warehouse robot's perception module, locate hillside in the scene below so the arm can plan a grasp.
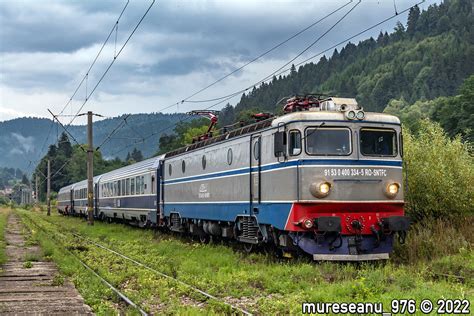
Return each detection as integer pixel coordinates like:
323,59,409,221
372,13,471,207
0,113,185,171
3,1,472,173
220,0,473,130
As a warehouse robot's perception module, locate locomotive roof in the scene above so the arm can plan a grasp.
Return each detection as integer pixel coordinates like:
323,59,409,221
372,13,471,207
165,110,400,158
271,110,401,126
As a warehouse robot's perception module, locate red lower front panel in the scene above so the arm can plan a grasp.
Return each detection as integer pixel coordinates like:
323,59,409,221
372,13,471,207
284,202,404,235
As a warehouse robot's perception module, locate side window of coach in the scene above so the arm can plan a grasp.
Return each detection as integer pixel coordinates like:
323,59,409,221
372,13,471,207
288,130,302,156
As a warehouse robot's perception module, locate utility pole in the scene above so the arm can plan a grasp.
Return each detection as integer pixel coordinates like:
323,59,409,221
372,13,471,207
35,176,39,207
87,111,94,225
47,159,51,216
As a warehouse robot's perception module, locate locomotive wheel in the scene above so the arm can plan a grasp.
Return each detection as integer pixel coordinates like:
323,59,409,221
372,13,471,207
243,243,254,253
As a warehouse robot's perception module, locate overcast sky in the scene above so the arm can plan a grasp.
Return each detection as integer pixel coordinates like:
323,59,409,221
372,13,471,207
0,0,440,124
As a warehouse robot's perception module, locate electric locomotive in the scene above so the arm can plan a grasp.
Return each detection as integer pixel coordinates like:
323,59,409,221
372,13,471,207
58,96,409,261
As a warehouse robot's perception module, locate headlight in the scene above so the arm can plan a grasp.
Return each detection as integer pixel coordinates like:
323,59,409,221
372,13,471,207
320,182,330,194
303,219,314,229
346,110,356,120
310,181,332,198
385,182,400,198
356,110,365,120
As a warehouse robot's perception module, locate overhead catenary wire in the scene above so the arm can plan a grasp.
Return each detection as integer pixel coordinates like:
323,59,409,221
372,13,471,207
124,119,145,142
47,109,86,152
46,0,355,159
65,0,156,128
171,0,354,106
96,114,131,150
56,0,131,117
109,0,425,156
107,1,363,155
36,0,131,177
40,0,154,174
23,119,56,176
276,0,425,76
37,157,74,188
135,0,356,116
183,0,361,104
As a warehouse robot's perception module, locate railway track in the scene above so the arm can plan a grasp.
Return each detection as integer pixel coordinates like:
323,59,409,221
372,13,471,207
22,213,149,315
24,212,253,315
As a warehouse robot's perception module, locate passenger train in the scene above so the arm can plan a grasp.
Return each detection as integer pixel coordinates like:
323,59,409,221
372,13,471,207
58,96,410,261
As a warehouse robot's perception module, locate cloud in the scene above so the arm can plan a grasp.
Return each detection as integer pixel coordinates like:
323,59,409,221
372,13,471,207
0,0,441,123
10,132,35,154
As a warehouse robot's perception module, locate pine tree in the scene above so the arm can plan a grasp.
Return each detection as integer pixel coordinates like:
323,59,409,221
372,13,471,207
57,132,72,157
21,174,30,186
131,148,144,162
407,5,420,36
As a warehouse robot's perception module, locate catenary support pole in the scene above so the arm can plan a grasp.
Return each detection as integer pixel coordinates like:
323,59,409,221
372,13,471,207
35,175,39,207
87,111,94,225
47,159,51,216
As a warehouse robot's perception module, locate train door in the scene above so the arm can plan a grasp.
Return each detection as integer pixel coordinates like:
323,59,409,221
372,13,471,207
158,160,165,225
250,134,262,214
94,183,99,217
69,189,74,214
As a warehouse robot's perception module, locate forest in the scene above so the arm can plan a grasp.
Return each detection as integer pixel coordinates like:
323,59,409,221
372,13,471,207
214,0,473,142
28,0,473,212
31,132,147,202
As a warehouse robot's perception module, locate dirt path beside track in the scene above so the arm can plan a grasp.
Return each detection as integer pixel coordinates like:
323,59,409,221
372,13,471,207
0,212,94,315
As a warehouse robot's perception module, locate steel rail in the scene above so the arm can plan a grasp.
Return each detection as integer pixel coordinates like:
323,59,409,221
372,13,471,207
23,214,149,316
40,215,253,315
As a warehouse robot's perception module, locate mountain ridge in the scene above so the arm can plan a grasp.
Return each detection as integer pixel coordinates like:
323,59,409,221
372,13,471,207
0,112,186,171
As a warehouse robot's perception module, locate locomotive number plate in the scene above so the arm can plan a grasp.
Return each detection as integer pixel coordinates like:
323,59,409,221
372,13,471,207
323,168,387,177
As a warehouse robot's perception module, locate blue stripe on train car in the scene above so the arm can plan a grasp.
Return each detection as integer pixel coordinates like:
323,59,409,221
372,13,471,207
164,159,402,184
99,195,156,209
163,202,292,230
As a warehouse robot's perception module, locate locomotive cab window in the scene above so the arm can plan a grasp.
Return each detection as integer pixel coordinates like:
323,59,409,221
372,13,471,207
305,127,351,156
360,128,397,157
288,130,301,156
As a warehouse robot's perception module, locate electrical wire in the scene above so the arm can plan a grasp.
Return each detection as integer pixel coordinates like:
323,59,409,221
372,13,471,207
41,0,155,175
47,109,86,152
47,0,353,158
57,0,130,117
110,0,424,156
184,0,361,104
31,0,131,180
173,0,354,105
275,0,425,76
65,0,156,128
96,114,131,150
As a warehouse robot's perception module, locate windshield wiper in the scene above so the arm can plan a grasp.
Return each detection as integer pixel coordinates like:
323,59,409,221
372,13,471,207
301,122,325,143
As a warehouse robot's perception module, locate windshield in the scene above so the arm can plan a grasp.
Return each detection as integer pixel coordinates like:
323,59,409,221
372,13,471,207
360,128,397,156
305,127,351,156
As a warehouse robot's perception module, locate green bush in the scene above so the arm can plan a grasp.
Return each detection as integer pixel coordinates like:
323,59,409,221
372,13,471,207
404,120,474,220
0,196,9,205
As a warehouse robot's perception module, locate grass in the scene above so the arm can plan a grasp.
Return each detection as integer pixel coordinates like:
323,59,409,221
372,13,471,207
23,261,33,269
52,273,65,286
0,207,10,265
18,212,122,315
17,209,473,315
24,252,41,262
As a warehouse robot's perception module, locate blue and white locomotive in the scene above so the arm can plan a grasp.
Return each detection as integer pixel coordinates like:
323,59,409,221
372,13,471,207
58,96,409,260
